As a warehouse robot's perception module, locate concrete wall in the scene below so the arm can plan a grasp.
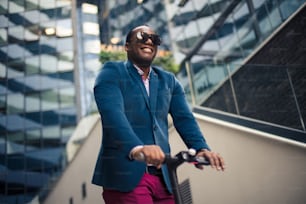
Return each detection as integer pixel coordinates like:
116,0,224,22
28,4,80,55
42,114,103,204
171,113,306,204
43,113,306,204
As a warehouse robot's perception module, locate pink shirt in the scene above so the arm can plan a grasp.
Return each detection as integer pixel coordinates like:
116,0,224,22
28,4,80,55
129,65,152,159
134,64,150,96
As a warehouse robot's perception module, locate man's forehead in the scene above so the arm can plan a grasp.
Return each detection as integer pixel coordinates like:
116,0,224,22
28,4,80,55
132,25,155,34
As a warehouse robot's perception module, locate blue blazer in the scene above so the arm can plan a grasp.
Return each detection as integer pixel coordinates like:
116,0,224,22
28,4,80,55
92,60,210,192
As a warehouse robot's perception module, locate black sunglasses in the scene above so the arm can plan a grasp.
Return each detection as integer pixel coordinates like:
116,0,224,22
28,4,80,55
136,31,162,46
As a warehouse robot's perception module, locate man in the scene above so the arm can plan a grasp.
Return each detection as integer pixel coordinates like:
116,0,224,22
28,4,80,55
92,25,225,204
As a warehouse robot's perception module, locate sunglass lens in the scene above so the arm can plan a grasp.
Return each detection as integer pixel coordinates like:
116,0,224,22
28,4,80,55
152,35,161,45
141,32,149,43
137,32,161,45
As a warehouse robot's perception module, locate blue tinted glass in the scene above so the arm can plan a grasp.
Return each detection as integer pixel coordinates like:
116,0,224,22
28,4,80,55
59,107,76,125
42,110,59,125
0,28,7,45
41,89,59,111
7,93,24,114
25,129,41,148
25,92,40,112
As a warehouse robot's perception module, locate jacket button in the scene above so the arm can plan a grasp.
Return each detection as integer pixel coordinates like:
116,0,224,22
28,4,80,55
153,125,157,130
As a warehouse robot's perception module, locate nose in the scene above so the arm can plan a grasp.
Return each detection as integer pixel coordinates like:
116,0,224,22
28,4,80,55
145,37,154,45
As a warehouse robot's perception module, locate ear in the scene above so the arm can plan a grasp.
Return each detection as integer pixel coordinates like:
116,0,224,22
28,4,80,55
125,43,129,51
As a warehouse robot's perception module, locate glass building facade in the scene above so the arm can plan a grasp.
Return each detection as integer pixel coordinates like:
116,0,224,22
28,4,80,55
0,0,170,203
98,0,171,50
0,0,100,203
166,0,306,141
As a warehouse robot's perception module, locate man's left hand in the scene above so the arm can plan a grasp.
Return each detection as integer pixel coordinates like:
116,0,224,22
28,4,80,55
196,149,225,171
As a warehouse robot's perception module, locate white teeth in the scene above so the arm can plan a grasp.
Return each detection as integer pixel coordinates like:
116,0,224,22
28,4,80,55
143,48,152,52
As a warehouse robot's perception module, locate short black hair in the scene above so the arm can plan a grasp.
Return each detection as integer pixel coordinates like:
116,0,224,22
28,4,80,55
125,29,134,44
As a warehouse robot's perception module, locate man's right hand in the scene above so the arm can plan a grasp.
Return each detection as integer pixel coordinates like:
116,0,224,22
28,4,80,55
132,145,165,169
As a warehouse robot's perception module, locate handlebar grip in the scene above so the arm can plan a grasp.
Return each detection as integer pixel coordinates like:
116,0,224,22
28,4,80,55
134,152,173,164
194,156,210,165
133,152,145,162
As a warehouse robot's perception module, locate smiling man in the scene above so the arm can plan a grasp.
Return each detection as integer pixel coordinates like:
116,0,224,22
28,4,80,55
92,25,225,204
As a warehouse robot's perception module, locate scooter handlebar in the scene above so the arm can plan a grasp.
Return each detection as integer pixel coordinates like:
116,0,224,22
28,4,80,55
134,148,210,166
135,149,210,204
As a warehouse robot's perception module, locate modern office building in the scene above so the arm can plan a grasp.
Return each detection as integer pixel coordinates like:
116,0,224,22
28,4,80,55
0,0,101,203
97,0,171,50
166,0,306,143
0,0,170,203
43,1,305,204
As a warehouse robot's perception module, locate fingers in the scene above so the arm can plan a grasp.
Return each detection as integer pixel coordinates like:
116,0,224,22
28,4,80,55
140,145,165,168
198,150,226,171
194,163,204,170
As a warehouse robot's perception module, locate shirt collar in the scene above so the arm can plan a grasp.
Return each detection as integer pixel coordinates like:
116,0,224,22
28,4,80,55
133,64,151,79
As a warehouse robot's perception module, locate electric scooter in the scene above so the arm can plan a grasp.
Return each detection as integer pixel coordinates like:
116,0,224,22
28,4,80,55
136,149,210,204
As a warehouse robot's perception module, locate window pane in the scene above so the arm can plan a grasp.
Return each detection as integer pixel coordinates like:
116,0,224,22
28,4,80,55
39,0,55,10
25,25,40,42
25,56,39,75
41,89,59,111
40,54,57,73
59,87,74,108
25,0,39,11
58,71,74,87
0,0,8,15
0,62,6,79
24,10,40,25
57,37,73,52
61,125,75,143
0,15,8,28
8,26,24,43
58,51,73,72
42,110,59,125
8,131,24,144
25,92,40,112
0,28,7,45
41,21,56,37
7,44,25,60
7,58,24,78
42,125,60,139
7,93,24,114
0,95,6,113
57,0,71,7
40,8,56,22
56,19,72,38
9,0,24,13
59,107,76,125
57,6,71,19
25,128,41,149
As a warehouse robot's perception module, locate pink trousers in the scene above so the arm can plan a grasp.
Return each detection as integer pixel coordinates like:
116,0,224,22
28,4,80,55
102,173,175,204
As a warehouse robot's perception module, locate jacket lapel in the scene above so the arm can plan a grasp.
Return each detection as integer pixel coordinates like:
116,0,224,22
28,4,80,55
126,61,150,110
149,68,159,114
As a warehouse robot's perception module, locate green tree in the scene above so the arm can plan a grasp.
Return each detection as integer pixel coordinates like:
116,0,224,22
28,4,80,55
99,50,179,74
153,53,179,74
99,50,126,63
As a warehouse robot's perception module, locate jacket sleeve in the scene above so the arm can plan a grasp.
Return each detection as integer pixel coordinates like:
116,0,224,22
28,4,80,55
169,76,211,151
94,62,143,155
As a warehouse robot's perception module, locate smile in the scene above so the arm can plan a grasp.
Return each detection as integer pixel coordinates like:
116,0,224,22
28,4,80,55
141,46,154,53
